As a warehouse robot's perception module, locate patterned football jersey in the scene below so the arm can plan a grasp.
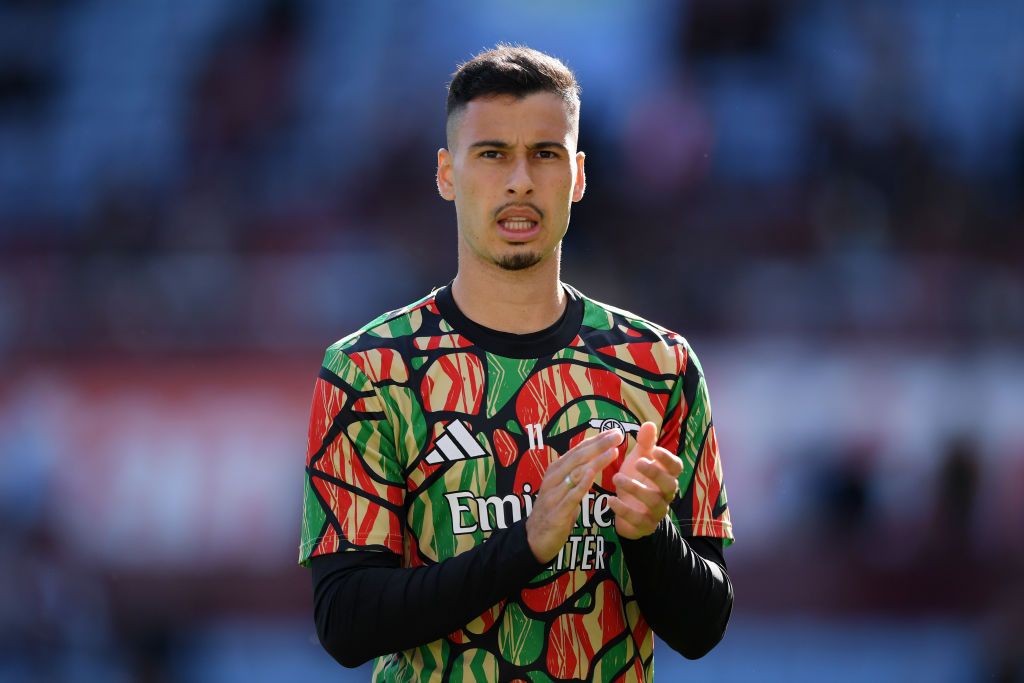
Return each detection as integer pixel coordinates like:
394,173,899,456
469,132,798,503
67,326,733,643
299,284,733,682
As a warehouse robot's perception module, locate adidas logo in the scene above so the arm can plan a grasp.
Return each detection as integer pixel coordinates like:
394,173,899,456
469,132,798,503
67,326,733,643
425,420,487,464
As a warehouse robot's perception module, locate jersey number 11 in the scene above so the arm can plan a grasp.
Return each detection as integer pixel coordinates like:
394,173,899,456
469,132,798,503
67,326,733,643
526,423,544,451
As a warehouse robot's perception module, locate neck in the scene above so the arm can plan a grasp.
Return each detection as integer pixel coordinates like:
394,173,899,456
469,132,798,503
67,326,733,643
451,245,566,334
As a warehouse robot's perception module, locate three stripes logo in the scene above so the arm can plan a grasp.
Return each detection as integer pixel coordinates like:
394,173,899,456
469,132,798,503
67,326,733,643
424,418,642,466
424,420,487,464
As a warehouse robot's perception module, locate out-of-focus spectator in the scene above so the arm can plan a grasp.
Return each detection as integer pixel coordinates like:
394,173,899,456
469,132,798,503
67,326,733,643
1,0,1023,680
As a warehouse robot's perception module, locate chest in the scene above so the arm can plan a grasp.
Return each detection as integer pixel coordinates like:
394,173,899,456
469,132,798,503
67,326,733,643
397,351,674,563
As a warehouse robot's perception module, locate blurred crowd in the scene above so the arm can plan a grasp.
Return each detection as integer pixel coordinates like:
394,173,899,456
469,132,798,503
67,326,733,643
1,0,1022,355
1,0,1023,681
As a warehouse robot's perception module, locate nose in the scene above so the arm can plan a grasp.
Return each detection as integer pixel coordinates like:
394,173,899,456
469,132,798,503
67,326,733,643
505,157,534,196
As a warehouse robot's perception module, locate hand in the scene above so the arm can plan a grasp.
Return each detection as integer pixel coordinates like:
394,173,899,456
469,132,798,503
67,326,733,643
525,428,623,563
609,421,684,539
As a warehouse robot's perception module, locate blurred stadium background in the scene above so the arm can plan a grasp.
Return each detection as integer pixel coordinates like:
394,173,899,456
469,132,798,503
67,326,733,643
1,0,1023,681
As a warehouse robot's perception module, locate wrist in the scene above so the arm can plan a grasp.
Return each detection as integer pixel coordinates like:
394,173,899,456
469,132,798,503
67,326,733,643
524,516,555,564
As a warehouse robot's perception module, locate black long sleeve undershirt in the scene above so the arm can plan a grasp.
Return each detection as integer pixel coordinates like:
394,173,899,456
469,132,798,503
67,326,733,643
311,519,546,668
310,520,732,668
619,519,733,659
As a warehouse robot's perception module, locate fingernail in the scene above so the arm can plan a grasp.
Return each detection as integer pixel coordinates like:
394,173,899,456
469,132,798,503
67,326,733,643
604,429,624,444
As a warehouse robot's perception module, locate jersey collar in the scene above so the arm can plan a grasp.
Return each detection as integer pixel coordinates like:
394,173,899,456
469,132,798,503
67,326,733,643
434,282,584,359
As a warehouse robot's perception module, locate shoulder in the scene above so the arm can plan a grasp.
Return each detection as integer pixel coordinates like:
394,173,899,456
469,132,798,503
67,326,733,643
573,286,700,374
576,288,685,343
321,288,441,384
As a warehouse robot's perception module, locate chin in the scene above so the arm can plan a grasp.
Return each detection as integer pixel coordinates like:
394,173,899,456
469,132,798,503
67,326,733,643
494,252,543,271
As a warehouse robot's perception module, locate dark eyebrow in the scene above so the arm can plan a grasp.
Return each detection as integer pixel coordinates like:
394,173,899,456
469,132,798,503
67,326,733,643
468,140,511,149
467,140,569,153
530,141,568,153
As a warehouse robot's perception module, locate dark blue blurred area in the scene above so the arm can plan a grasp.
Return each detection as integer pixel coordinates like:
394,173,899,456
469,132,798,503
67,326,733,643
1,0,1022,351
1,1,1022,681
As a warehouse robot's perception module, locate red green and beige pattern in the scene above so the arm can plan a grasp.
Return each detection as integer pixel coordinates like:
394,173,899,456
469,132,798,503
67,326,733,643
300,289,733,682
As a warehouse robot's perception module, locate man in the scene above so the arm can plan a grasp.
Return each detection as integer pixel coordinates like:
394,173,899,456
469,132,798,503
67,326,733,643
299,45,734,681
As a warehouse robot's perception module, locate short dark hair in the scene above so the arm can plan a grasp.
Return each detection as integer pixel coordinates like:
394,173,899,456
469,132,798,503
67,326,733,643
446,44,581,122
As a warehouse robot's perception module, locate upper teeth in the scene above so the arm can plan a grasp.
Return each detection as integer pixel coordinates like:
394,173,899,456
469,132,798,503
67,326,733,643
504,219,533,229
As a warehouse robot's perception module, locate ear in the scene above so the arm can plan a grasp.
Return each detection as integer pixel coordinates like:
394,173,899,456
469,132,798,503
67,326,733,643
437,148,455,201
572,151,586,202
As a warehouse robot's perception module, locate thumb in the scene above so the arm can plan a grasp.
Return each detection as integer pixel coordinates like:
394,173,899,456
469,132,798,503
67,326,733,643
636,421,658,453
624,421,658,465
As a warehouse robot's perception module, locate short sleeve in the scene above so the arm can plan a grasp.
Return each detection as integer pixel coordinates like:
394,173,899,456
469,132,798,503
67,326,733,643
298,348,406,566
658,341,735,547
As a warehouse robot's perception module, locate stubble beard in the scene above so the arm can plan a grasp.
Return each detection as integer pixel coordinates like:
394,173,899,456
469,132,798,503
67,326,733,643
495,251,543,271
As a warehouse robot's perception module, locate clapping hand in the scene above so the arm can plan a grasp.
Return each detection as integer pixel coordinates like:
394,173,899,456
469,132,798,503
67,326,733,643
608,422,684,539
525,428,622,563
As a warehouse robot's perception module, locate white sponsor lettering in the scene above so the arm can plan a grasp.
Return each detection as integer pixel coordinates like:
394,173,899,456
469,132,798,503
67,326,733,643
593,494,612,527
445,485,613,569
446,491,479,534
445,488,614,535
476,494,523,532
553,534,606,571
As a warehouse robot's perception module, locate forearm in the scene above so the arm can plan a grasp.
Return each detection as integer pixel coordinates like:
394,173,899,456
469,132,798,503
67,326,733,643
619,520,733,659
311,519,545,668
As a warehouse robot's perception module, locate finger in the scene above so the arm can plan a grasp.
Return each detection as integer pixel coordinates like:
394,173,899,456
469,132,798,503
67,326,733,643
563,447,618,500
585,426,624,450
635,458,680,501
609,494,659,531
554,428,624,475
614,520,638,540
650,447,684,477
580,447,619,487
613,472,666,512
612,510,644,539
620,421,657,470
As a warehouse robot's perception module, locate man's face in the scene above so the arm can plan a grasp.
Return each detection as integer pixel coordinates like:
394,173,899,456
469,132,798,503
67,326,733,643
437,92,586,272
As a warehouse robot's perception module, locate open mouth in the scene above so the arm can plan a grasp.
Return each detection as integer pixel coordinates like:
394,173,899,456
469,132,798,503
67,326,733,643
497,218,541,242
495,205,543,241
498,218,538,233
